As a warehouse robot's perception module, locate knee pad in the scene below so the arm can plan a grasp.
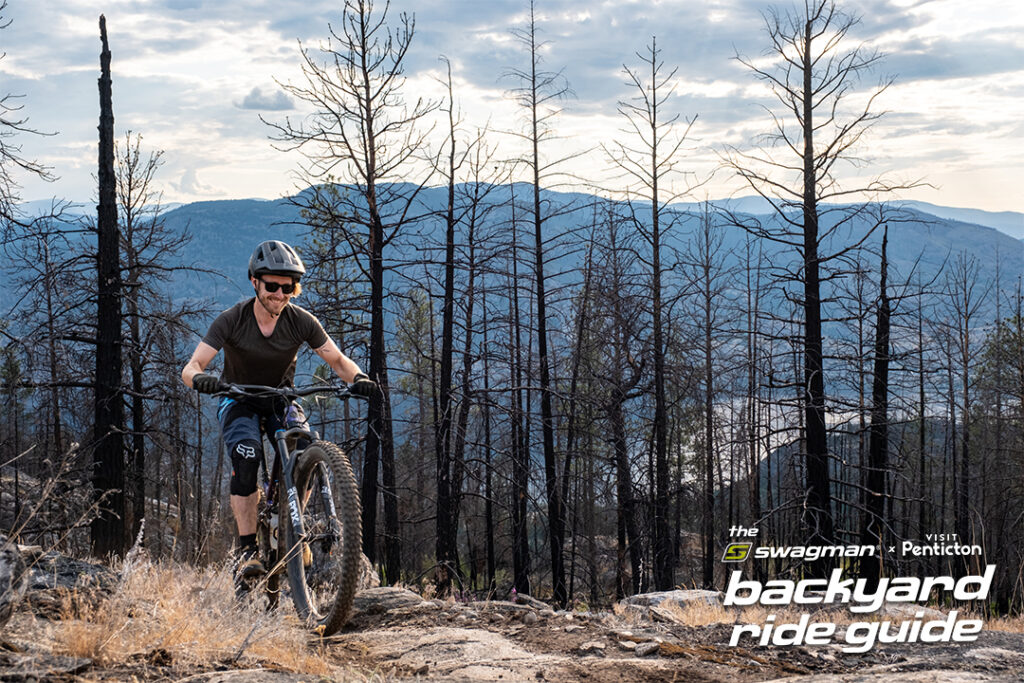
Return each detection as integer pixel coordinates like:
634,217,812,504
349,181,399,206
229,439,262,496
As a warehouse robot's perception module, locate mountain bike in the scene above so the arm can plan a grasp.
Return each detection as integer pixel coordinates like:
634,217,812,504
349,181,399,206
212,382,364,636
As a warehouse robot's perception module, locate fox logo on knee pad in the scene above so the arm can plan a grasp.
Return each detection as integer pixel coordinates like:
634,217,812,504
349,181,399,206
235,443,257,459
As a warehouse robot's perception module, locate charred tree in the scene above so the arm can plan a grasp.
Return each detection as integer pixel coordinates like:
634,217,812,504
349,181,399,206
91,14,125,558
859,227,890,587
605,37,696,590
505,1,574,605
725,0,913,576
268,0,436,580
434,61,462,591
507,192,531,595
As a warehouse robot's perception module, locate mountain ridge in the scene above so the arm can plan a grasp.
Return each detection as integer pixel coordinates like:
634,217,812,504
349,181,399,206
19,193,1024,241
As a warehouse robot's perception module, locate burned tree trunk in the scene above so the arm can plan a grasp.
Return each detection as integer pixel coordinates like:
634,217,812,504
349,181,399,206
91,14,125,558
860,227,890,587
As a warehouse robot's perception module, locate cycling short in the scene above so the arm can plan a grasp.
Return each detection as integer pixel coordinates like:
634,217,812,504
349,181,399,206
218,397,309,496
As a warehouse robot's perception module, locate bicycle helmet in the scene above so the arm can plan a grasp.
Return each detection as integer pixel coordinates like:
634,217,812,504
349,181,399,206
248,240,306,279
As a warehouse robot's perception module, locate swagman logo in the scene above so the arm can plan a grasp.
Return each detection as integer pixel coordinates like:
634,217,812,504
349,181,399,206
722,542,752,562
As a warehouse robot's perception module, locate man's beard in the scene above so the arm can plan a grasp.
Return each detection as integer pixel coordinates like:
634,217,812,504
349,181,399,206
257,291,287,317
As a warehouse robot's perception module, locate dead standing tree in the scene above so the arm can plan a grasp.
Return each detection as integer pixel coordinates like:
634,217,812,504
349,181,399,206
267,0,436,582
504,0,577,605
858,226,889,587
116,135,166,538
941,252,991,560
115,131,204,544
603,38,698,590
724,0,906,576
678,203,735,589
591,206,646,597
429,61,492,592
505,187,531,596
434,61,463,591
92,15,126,558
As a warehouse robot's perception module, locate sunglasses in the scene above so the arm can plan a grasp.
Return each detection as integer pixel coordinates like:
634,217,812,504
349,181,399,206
258,278,297,294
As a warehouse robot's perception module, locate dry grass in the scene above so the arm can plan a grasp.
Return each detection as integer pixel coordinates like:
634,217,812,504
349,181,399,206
649,597,733,626
49,553,339,675
983,615,1024,633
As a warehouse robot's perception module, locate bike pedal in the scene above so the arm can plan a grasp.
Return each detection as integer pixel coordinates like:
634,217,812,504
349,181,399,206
233,572,260,600
238,557,267,579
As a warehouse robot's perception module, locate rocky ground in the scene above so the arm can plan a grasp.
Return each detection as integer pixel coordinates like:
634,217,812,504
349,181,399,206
327,588,1024,682
1,551,1023,682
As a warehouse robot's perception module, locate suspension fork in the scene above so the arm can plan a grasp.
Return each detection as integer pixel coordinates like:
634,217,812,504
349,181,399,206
275,427,319,543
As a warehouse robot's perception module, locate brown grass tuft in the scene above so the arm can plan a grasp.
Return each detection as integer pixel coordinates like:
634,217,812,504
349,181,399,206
983,615,1024,633
50,555,338,675
652,597,732,626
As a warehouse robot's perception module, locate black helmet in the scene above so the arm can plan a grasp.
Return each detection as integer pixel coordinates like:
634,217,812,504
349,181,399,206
248,240,306,279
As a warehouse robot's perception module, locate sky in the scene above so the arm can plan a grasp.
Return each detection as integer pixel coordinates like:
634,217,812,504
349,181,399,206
3,0,1024,213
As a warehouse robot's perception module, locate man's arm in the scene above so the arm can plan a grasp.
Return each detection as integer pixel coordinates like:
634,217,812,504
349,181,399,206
313,338,362,384
182,342,218,388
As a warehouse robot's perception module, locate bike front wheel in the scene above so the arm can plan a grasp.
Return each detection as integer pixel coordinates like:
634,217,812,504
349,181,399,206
282,440,362,635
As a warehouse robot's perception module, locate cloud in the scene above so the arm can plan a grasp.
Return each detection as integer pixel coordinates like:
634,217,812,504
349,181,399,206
237,86,294,111
173,168,218,196
4,0,1023,211
882,32,1024,82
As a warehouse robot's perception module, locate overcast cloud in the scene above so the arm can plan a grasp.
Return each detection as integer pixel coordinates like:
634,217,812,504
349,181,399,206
3,0,1022,211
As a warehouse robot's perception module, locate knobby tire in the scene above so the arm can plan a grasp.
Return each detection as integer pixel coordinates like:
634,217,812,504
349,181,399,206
282,440,362,635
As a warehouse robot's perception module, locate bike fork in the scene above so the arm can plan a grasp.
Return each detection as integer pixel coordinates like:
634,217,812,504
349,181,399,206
275,428,319,545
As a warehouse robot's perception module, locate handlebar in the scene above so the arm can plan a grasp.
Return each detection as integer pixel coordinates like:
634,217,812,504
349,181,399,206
213,382,367,401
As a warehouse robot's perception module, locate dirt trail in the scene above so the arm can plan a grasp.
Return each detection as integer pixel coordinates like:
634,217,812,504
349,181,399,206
2,557,1023,682
323,587,1024,682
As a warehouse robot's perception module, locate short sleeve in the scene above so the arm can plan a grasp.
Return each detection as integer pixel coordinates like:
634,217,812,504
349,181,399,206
295,305,329,348
307,314,329,349
201,307,234,350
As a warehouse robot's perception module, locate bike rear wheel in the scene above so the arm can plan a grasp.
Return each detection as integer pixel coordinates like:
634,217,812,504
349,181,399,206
282,440,362,635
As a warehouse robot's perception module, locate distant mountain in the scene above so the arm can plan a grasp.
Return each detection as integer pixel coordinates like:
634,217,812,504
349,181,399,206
155,187,1023,303
8,185,1024,412
666,196,1024,242
677,196,779,216
24,193,1024,239
18,198,92,217
17,188,1024,315
899,201,1024,240
17,198,188,220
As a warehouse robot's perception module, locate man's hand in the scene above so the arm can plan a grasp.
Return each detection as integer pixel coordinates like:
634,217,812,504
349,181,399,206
349,372,378,398
192,372,223,394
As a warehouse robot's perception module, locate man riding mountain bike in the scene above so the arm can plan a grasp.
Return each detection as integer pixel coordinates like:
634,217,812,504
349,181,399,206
181,239,376,590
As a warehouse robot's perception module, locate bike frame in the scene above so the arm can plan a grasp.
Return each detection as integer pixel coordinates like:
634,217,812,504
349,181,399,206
212,382,364,630
217,383,357,571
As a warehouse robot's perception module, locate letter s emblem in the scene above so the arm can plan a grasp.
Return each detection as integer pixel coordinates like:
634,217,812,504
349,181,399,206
722,543,752,562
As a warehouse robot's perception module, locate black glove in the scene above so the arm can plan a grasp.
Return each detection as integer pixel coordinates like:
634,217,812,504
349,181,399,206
349,372,378,398
192,372,223,394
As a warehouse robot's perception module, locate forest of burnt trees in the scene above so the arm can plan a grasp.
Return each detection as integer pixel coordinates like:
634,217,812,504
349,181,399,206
2,0,1024,615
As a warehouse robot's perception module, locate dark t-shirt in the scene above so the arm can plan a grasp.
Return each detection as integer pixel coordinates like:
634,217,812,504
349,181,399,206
202,298,329,387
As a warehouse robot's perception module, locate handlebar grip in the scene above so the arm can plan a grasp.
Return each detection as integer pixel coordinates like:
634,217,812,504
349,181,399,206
193,373,225,394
